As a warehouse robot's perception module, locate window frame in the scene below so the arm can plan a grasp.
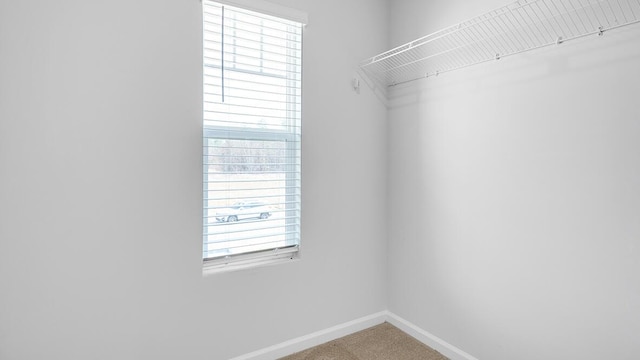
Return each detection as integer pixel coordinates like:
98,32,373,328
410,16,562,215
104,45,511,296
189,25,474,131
202,1,303,274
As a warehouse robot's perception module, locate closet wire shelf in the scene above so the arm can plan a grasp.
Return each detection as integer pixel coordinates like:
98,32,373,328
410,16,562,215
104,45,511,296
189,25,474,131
361,0,640,88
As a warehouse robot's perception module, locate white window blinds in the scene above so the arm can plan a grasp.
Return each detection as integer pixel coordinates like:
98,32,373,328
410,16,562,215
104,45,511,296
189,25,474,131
202,1,302,267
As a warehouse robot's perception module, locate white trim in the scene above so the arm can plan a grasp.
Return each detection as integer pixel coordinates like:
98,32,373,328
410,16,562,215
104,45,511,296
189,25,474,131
228,310,479,360
202,250,299,275
228,311,388,360
210,0,308,25
385,312,480,360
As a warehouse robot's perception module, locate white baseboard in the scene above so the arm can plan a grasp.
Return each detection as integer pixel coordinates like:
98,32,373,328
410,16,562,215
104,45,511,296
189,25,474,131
228,311,388,360
385,312,479,360
229,310,478,360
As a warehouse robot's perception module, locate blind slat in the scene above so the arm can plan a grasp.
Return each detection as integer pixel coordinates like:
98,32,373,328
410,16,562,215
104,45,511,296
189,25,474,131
204,199,300,210
205,220,301,238
205,230,299,246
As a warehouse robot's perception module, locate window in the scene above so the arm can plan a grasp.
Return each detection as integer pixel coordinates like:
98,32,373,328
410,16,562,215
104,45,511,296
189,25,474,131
202,1,302,270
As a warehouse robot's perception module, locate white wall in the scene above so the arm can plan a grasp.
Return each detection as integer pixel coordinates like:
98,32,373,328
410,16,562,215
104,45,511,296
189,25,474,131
0,1,388,359
387,1,640,360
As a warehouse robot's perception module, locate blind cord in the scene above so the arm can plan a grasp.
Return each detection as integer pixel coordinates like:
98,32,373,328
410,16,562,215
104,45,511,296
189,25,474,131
221,6,225,103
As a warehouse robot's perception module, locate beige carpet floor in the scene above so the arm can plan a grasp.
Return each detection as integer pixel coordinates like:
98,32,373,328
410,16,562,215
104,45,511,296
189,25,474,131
278,322,449,360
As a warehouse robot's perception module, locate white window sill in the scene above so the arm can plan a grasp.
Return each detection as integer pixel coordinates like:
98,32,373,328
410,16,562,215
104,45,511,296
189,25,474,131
202,249,300,275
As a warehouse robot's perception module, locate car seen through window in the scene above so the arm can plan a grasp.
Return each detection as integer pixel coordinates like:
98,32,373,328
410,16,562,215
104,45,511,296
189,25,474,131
214,201,272,223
